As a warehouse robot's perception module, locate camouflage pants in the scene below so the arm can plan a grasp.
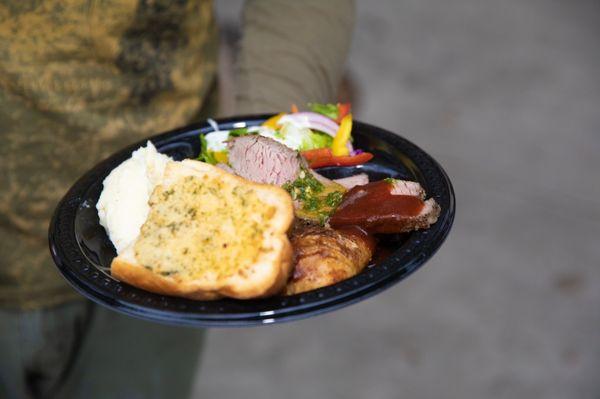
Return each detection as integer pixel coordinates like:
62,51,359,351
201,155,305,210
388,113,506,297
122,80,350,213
0,301,204,399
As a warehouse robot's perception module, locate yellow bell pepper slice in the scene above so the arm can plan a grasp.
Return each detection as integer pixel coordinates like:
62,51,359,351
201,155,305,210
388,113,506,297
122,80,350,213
331,113,353,156
213,151,229,164
262,113,285,129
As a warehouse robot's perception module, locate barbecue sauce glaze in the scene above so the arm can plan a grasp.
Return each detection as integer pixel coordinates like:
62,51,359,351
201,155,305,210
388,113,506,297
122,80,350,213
329,180,425,234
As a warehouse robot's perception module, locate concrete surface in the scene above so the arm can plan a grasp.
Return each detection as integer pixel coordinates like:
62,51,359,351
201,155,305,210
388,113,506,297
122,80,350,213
193,1,600,398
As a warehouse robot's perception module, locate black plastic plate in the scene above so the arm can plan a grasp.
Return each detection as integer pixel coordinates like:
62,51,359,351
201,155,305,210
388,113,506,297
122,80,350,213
49,115,455,327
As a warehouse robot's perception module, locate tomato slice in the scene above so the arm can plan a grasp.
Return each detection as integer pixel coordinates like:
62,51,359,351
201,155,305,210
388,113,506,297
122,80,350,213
301,148,332,162
301,148,373,169
336,103,351,123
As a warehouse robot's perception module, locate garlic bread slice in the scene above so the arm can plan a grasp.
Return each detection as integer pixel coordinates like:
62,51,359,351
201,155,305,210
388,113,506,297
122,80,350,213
111,159,294,300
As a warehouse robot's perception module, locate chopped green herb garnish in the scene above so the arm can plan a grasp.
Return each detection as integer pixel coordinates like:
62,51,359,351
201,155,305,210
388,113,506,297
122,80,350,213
384,177,396,184
282,169,324,202
325,191,344,207
283,168,345,225
162,188,175,200
317,212,329,226
303,196,321,212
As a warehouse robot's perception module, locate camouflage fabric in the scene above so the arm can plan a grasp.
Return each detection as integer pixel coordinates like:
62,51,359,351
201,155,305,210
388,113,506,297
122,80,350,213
0,0,217,309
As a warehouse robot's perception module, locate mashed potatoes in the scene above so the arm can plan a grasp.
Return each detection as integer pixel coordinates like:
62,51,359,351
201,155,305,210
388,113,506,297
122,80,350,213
97,142,172,254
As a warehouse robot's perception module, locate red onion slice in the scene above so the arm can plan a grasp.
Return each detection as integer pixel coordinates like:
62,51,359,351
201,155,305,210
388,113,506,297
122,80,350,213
278,112,354,152
279,112,339,136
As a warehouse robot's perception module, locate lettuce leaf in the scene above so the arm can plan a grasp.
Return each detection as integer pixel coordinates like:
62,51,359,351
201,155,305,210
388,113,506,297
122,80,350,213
308,103,339,120
228,127,250,137
198,134,218,164
299,131,333,151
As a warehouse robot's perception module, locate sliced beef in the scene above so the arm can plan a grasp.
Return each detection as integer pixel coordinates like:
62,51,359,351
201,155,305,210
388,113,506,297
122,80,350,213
390,179,425,198
333,173,369,189
228,135,303,185
371,197,440,233
329,180,440,234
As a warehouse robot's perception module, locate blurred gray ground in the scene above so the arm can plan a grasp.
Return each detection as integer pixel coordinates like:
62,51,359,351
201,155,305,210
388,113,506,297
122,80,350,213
194,1,600,398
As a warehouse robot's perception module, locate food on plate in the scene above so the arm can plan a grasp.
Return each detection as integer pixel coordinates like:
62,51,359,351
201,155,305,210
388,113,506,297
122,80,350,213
282,168,346,224
329,179,441,234
284,222,374,295
199,103,373,168
228,135,304,186
332,173,369,189
110,160,294,300
228,134,347,224
96,102,441,300
97,142,172,254
307,102,350,123
301,147,374,169
330,113,353,156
